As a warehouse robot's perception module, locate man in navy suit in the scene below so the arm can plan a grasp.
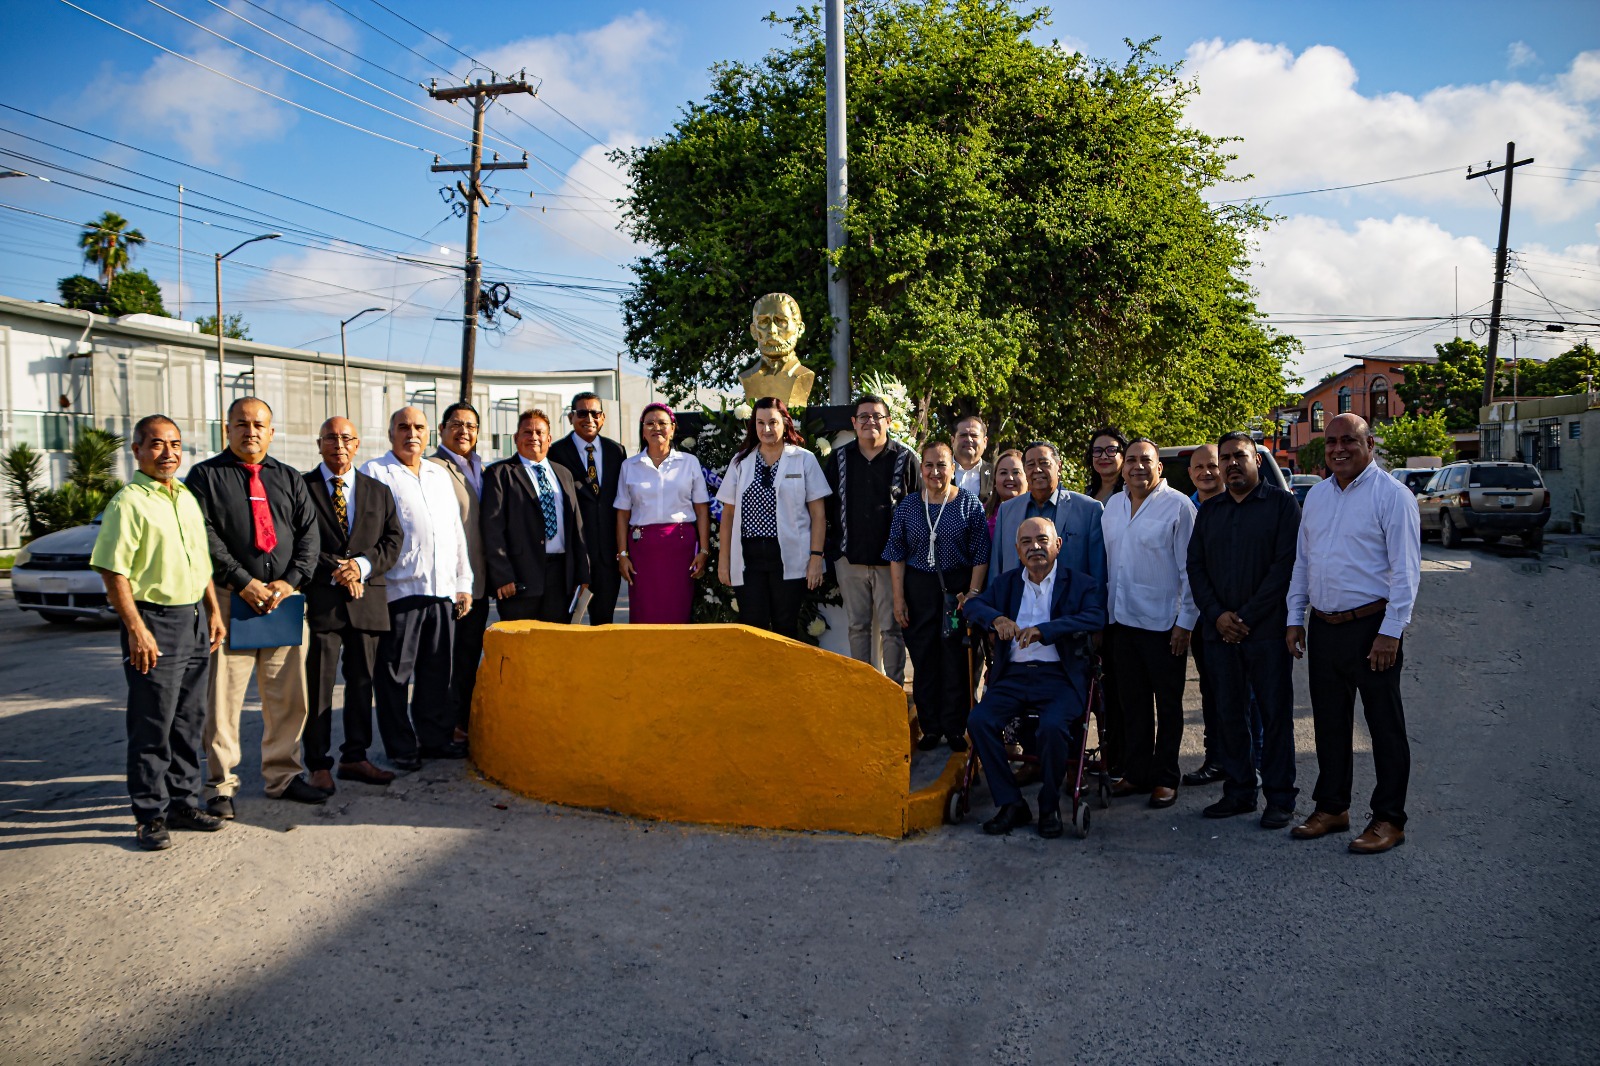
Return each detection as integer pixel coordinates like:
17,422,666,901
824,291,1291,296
987,441,1106,594
964,516,1108,838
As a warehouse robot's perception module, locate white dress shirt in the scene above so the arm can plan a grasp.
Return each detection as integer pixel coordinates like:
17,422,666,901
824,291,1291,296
1011,562,1061,664
359,452,473,600
1286,459,1422,638
316,462,371,582
953,462,982,497
714,444,832,583
519,454,567,553
568,431,604,490
434,445,483,497
1101,480,1199,632
615,449,708,527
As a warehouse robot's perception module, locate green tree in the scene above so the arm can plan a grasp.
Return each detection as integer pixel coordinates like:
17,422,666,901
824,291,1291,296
57,274,107,312
106,270,169,317
1378,411,1456,465
1394,337,1490,431
195,312,250,340
27,427,125,535
1297,436,1325,477
78,211,145,286
615,1,1295,448
2,443,46,539
1512,342,1597,398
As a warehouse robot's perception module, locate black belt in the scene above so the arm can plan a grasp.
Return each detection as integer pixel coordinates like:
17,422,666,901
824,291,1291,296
1311,599,1387,625
133,600,201,614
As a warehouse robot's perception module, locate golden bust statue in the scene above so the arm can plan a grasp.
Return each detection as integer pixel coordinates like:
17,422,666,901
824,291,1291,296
739,292,816,407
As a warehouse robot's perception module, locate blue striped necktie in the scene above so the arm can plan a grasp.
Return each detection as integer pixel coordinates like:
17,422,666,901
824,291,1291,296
531,464,558,539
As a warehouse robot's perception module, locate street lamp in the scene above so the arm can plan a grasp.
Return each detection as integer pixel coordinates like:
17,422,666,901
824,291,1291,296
339,307,386,417
213,233,281,436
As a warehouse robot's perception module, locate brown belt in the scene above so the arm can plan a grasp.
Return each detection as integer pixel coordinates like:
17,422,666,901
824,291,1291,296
1311,599,1387,625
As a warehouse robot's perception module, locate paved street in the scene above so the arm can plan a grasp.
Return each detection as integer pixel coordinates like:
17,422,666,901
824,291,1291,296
2,541,1597,1065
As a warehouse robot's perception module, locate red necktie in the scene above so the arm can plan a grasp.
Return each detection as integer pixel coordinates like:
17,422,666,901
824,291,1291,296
241,462,278,554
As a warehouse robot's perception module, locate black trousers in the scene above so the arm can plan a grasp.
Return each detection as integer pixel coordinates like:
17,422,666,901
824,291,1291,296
1192,628,1219,764
1110,622,1188,790
448,597,490,731
304,623,397,769
1205,637,1298,810
1308,613,1410,826
374,595,455,755
902,564,974,740
968,661,1085,815
584,557,621,625
738,537,804,640
123,601,210,824
497,556,571,623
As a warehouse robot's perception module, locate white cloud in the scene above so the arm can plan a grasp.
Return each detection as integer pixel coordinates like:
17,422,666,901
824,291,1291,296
1184,41,1600,222
1252,214,1599,376
225,243,457,331
511,138,636,263
1507,41,1538,71
477,12,674,138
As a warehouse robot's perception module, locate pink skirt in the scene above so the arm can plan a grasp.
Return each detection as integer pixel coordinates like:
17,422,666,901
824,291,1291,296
629,522,696,624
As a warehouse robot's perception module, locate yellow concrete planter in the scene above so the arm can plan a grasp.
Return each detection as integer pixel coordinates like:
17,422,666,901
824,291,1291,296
471,621,962,837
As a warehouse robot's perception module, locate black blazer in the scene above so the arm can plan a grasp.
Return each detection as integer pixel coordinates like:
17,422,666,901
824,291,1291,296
301,468,403,633
482,456,591,602
547,433,625,568
963,563,1106,688
186,450,320,593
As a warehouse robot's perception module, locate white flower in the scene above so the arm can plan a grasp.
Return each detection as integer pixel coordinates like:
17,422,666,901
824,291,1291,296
806,617,827,637
733,402,753,420
679,436,696,451
730,597,739,613
816,438,832,457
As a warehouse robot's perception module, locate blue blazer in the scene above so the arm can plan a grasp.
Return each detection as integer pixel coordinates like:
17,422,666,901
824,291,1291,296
988,488,1107,596
963,563,1107,688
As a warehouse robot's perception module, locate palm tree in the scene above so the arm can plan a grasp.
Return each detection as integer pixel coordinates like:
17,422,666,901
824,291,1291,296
78,212,146,286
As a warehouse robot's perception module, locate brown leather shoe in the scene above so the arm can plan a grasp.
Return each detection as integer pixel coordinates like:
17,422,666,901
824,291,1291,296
336,760,396,786
1291,810,1351,839
1149,786,1178,809
307,769,336,794
1348,820,1405,854
1110,777,1146,798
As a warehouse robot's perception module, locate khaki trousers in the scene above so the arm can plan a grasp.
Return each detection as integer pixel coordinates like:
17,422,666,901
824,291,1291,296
204,590,310,799
835,558,906,684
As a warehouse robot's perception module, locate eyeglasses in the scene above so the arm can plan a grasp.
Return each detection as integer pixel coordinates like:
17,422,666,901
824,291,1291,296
572,409,604,420
319,435,357,445
854,413,885,423
1090,446,1121,458
442,420,478,432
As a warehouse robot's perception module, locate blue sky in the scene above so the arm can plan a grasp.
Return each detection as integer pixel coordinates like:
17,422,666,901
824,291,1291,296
1,0,1596,385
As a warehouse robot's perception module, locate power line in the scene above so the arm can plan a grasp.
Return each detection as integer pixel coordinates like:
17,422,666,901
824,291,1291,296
1213,165,1466,204
229,0,418,88
363,0,482,71
317,0,463,81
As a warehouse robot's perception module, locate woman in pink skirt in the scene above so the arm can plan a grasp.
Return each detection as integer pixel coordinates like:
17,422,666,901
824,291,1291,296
614,403,711,624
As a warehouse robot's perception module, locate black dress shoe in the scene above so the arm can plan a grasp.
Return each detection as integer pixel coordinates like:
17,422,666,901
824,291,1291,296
391,756,423,772
916,733,944,752
169,805,226,832
982,801,1033,835
1260,805,1295,830
418,741,468,760
1037,809,1064,839
136,819,171,851
1182,762,1226,786
1203,795,1258,819
947,735,969,753
276,777,331,805
206,796,235,821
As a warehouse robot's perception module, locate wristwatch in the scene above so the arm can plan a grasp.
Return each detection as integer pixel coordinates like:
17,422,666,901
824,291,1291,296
810,550,825,557
616,551,629,559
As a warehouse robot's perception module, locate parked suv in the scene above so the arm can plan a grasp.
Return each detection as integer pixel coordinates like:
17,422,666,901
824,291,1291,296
1417,462,1550,550
1159,444,1290,497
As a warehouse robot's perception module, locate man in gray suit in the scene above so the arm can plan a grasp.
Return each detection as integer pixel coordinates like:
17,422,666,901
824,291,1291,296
988,440,1106,594
952,415,995,505
427,401,487,745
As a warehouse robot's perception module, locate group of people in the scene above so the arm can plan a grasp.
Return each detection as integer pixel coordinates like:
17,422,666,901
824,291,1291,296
92,386,1419,858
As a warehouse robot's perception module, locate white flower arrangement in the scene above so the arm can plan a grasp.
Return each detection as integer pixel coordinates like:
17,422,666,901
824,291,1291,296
857,370,917,448
815,437,832,457
733,402,753,420
679,436,697,451
806,617,827,638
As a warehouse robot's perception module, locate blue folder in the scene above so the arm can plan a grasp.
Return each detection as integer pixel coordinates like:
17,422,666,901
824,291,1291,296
228,591,305,650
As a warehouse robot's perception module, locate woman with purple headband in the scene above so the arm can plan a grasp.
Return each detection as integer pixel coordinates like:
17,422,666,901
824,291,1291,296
613,403,711,624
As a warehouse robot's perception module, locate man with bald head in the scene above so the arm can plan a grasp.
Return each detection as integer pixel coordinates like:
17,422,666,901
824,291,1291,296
187,396,325,816
301,417,404,789
1287,414,1421,853
963,517,1108,838
360,407,475,766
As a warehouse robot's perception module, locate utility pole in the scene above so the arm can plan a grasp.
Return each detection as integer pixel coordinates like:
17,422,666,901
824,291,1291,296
824,0,850,405
428,75,534,402
1467,141,1534,406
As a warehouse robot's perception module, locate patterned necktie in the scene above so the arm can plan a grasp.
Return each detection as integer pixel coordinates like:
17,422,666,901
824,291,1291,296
330,475,349,536
240,462,278,554
585,444,600,496
531,464,558,540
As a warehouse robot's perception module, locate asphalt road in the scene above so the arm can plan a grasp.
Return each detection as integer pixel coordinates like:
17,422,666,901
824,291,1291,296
1,540,1597,1065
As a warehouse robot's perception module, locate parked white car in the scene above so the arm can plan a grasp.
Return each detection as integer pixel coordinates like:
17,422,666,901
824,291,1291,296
10,520,117,624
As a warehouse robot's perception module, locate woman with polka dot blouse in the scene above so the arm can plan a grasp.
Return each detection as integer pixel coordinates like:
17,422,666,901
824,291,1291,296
715,397,831,639
885,440,991,751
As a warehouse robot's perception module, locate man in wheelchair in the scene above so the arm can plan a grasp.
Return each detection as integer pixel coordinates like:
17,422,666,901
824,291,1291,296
962,517,1108,838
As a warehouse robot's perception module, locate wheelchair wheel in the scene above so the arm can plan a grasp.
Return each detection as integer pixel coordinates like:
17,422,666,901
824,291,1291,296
1073,804,1091,838
1097,780,1112,810
945,788,965,825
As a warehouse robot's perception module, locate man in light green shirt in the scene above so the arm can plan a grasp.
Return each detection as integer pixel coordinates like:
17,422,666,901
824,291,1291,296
91,414,227,851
